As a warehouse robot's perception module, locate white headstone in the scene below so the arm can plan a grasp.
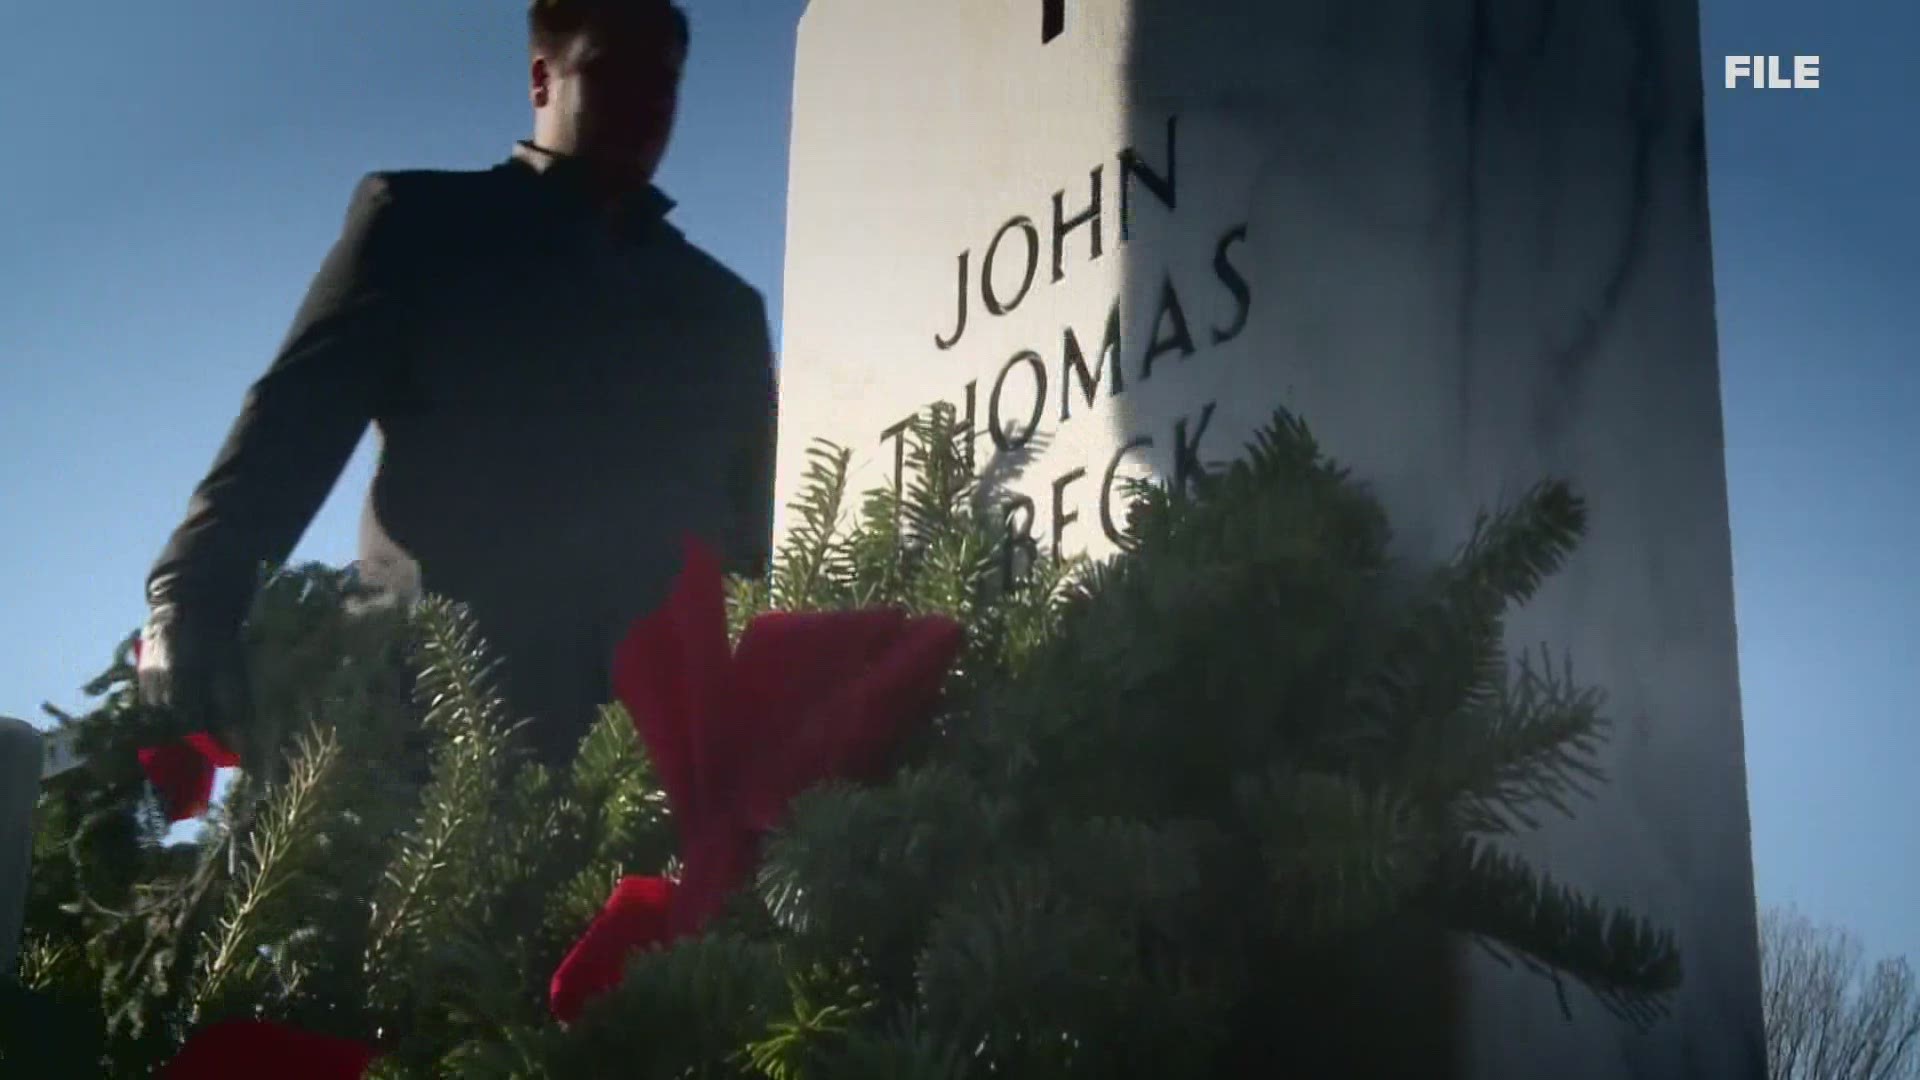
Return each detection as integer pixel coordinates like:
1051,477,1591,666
773,1,1763,1074
1,717,45,974
40,724,83,781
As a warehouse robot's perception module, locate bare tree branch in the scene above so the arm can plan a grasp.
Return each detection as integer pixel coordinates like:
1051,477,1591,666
1763,906,1920,1080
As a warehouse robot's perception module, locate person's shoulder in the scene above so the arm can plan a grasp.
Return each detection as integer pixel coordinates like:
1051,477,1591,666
665,234,765,314
342,164,518,226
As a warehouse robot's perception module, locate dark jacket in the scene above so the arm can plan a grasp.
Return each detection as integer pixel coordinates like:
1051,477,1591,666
147,142,778,761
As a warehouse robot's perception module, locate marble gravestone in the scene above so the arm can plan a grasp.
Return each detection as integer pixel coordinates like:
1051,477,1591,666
773,0,1764,1074
0,717,43,974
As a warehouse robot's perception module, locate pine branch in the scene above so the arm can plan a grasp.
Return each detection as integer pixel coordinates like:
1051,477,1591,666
1424,645,1611,836
990,545,1079,648
902,524,995,619
1430,837,1681,1028
13,934,76,992
809,1022,971,1080
742,962,877,1080
770,440,856,611
914,862,1148,1074
536,936,790,1077
1041,816,1210,919
848,484,908,606
756,769,1003,949
539,705,675,950
1233,767,1436,938
188,722,344,1022
567,705,673,868
541,863,627,953
24,402,1689,1072
431,1024,554,1080
729,573,773,640
363,599,518,1010
569,705,647,802
899,403,976,550
1452,481,1587,608
1354,480,1586,747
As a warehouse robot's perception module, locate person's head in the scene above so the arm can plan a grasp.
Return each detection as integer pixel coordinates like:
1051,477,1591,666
528,0,689,182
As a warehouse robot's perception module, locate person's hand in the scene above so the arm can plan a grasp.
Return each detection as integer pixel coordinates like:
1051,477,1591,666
136,600,260,775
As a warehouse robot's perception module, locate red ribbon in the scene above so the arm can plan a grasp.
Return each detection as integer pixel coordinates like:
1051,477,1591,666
137,732,239,822
131,635,240,822
549,534,964,1022
160,1019,373,1079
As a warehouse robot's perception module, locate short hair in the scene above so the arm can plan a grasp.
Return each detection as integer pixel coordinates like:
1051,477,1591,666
528,0,689,59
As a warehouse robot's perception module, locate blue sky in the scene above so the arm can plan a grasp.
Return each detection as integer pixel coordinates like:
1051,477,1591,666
2,0,1912,969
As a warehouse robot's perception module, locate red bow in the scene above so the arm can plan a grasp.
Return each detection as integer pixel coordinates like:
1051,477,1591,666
130,635,240,821
137,732,240,821
161,1019,374,1079
549,535,965,1023
132,655,378,1075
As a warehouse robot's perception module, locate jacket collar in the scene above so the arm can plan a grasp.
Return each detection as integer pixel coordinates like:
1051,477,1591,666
506,140,677,230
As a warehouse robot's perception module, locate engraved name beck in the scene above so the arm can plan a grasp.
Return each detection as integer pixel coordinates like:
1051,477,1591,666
881,115,1256,585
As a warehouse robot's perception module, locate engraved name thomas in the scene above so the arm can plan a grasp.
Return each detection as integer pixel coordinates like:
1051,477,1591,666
879,114,1254,587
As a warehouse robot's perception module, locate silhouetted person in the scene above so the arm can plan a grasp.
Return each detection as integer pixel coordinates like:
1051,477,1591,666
136,0,775,769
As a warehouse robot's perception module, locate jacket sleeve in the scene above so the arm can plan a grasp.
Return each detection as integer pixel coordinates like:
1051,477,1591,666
146,172,415,629
720,291,779,580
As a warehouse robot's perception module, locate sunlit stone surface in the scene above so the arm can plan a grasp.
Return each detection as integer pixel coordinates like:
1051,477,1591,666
774,3,1763,1074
